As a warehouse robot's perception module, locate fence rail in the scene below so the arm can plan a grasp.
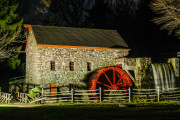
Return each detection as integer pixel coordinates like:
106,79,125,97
16,92,30,103
132,88,158,102
160,87,180,101
0,92,11,104
16,87,180,104
38,87,131,103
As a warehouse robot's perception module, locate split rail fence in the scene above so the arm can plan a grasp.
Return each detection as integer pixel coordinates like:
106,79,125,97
16,87,180,104
160,87,180,101
0,92,11,104
16,93,29,103
41,88,130,103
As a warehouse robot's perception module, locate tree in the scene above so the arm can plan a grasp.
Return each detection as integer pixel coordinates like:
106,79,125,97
105,0,140,15
87,0,140,29
150,0,180,38
39,0,94,27
0,0,23,60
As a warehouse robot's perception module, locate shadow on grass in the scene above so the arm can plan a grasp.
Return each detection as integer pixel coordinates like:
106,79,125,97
0,103,180,120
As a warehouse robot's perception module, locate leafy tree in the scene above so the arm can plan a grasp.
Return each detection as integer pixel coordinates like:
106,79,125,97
0,0,23,60
27,87,42,101
150,0,180,38
7,45,22,70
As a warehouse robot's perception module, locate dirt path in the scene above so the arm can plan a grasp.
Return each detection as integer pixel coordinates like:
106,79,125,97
0,103,42,108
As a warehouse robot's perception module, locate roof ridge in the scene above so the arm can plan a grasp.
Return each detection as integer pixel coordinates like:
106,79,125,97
31,24,117,31
28,24,129,49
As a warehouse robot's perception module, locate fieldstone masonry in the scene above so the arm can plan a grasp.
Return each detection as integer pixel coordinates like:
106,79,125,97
168,58,179,82
123,58,152,88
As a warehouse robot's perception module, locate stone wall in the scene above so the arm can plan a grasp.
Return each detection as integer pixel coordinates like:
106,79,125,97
135,58,152,88
168,58,179,78
123,58,152,88
26,32,129,88
26,31,41,85
168,58,180,85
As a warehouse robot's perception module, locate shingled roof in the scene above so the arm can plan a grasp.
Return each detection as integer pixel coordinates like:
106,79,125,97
28,25,129,49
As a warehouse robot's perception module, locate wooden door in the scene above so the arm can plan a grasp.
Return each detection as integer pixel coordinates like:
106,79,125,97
50,83,56,99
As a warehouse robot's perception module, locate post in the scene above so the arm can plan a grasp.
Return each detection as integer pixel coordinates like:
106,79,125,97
5,94,8,104
25,94,27,103
157,87,160,102
71,88,74,103
41,87,44,104
8,94,10,104
99,87,102,103
129,87,131,102
41,87,44,97
23,94,25,103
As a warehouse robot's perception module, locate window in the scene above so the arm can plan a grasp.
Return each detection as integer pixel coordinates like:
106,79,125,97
70,62,75,71
51,61,56,70
87,62,92,71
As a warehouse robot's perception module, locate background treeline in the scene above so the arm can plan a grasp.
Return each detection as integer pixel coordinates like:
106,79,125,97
19,0,179,59
0,0,179,89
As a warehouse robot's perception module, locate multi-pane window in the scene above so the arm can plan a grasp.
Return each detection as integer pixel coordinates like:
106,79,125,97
70,62,75,71
51,61,56,70
87,62,92,71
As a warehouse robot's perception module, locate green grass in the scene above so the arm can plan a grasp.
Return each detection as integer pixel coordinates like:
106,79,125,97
1,102,180,120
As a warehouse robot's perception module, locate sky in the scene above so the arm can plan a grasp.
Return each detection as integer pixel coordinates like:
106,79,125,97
19,0,180,59
133,0,141,3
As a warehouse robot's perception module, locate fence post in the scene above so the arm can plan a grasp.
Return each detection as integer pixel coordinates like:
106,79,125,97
41,87,44,104
7,94,10,104
19,93,22,103
5,94,7,104
23,94,25,103
129,87,131,102
25,94,28,103
99,87,102,103
157,87,160,102
71,88,74,103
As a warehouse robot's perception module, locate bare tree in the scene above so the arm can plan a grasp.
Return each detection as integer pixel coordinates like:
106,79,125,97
0,27,24,60
39,0,94,27
0,0,24,60
105,0,140,16
150,0,180,38
37,0,51,13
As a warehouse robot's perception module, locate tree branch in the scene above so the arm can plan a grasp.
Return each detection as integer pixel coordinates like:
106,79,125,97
150,0,180,38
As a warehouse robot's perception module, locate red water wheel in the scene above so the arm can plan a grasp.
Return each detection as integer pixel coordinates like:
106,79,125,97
88,66,132,99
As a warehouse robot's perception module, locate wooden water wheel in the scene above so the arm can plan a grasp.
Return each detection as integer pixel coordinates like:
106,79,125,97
88,65,132,98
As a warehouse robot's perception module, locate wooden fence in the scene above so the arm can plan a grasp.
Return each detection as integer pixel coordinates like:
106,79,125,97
39,87,131,103
16,87,180,104
101,89,130,102
160,87,180,101
132,88,158,102
16,92,29,103
0,92,11,104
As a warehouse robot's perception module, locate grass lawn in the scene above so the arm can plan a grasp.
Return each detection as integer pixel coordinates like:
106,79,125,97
0,102,180,120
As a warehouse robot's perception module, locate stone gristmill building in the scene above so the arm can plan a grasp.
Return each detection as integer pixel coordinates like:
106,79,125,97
24,24,138,91
24,24,180,93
